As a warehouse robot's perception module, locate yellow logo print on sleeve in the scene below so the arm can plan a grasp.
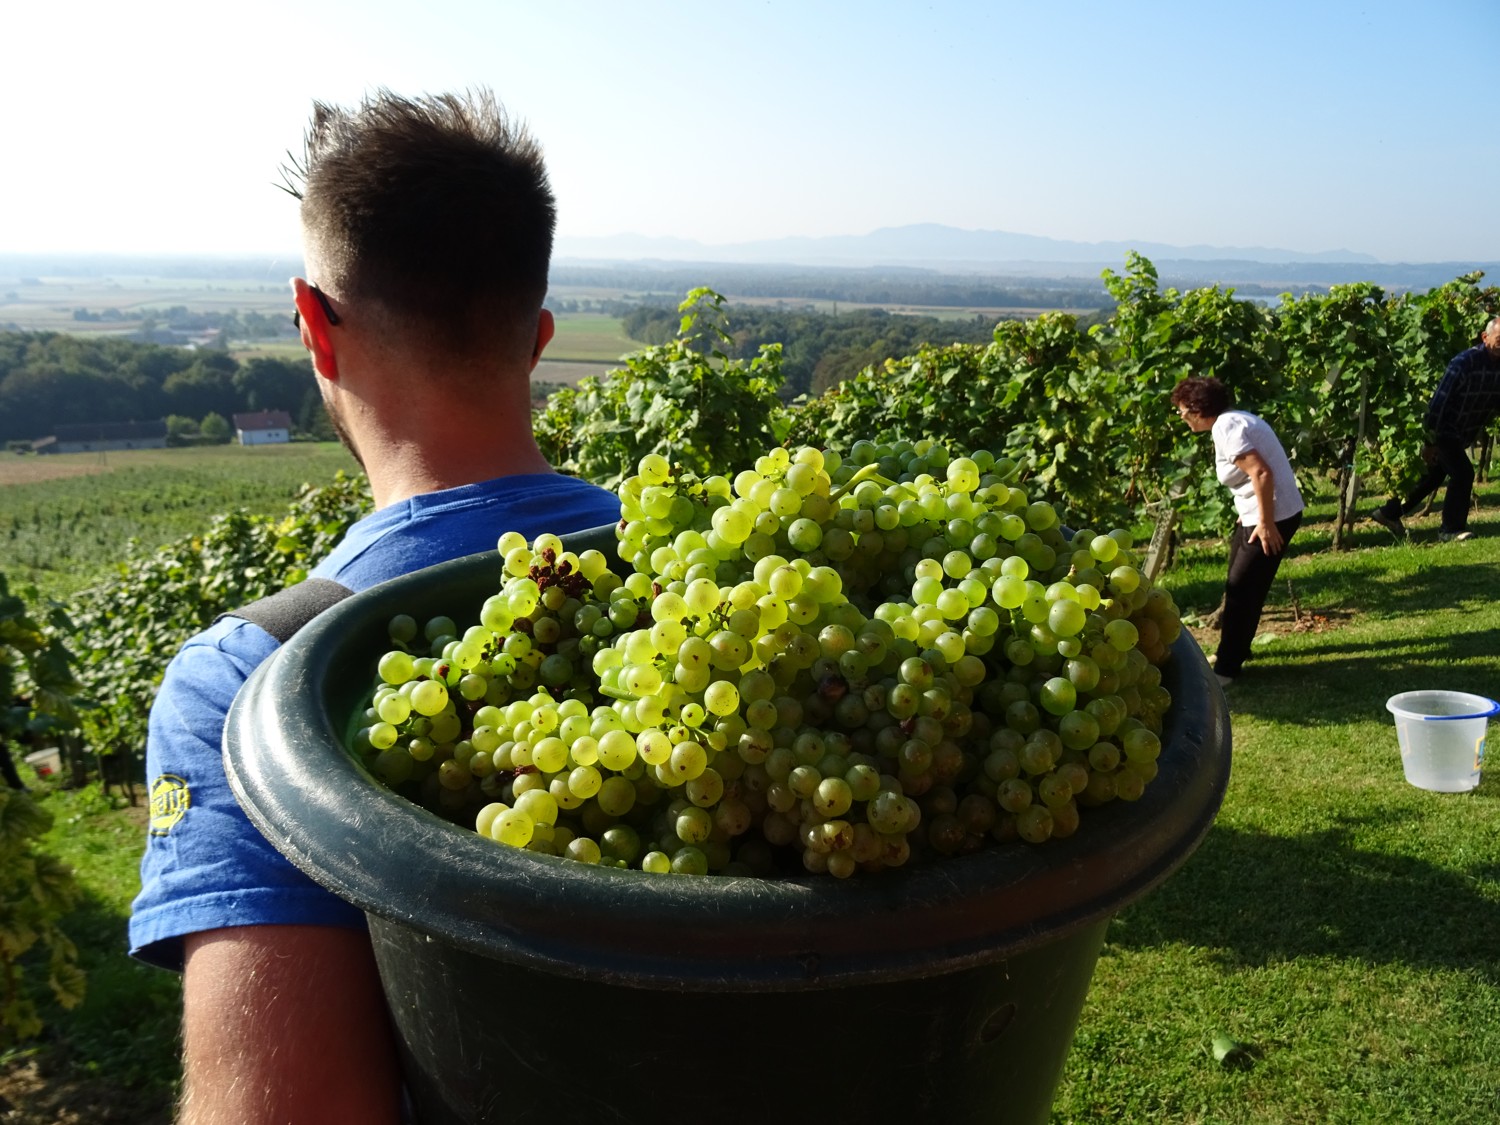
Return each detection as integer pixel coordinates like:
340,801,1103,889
149,775,191,836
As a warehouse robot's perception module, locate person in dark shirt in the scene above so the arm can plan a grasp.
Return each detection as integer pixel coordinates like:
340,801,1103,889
1369,315,1500,541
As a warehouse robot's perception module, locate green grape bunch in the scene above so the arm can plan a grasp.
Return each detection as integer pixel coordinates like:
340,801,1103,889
346,438,1184,878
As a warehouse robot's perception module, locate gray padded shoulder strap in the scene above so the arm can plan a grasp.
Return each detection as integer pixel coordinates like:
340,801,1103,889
219,578,354,644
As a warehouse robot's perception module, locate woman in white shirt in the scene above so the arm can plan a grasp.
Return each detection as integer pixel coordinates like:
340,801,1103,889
1170,376,1304,687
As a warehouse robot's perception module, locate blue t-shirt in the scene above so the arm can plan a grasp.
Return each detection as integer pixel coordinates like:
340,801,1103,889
128,472,619,970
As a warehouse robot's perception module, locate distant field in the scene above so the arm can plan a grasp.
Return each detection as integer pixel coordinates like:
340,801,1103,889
1,269,1072,389
229,340,309,361
549,283,680,303
0,273,293,333
2,277,640,373
528,312,637,386
534,359,615,386
1,271,1061,340
0,444,362,600
547,312,637,362
226,314,636,383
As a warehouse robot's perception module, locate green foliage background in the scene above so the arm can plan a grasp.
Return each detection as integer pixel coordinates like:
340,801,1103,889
0,577,85,1045
64,474,373,769
769,255,1499,537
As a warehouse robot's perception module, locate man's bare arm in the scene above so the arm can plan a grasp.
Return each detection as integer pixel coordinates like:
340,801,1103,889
181,925,402,1125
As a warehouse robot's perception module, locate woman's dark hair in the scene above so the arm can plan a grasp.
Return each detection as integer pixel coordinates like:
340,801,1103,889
1170,376,1232,418
282,88,555,356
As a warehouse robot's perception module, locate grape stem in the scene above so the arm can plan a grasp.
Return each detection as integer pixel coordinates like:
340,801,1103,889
829,462,897,503
598,684,643,702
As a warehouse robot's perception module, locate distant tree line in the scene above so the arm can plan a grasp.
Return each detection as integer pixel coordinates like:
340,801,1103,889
40,307,298,348
620,303,1051,399
0,332,330,445
543,295,648,316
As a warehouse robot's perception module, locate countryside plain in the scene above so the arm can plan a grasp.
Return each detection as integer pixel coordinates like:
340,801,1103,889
0,270,644,387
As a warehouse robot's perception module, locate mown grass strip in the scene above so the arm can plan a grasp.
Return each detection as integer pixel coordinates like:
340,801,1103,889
1053,481,1500,1124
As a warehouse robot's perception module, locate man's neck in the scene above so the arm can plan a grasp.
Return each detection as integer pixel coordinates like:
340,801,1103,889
317,317,556,509
363,434,555,509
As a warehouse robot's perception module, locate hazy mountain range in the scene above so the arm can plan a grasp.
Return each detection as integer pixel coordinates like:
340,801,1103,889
555,223,1381,270
3,224,1493,295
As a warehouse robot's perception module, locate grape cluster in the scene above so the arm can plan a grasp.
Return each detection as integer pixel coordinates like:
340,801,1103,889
348,439,1183,878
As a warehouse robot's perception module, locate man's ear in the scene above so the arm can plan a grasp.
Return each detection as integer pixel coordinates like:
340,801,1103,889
291,278,340,382
529,309,555,370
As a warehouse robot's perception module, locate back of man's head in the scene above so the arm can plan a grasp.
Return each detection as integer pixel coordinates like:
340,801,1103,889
288,88,555,364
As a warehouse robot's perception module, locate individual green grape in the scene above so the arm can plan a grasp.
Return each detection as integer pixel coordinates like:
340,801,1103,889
1057,710,1101,751
1105,618,1140,651
492,808,535,847
568,765,602,799
1015,803,1054,844
668,740,708,782
1038,677,1077,716
410,680,449,717
376,694,412,725
814,777,854,818
565,837,602,864
637,453,671,485
1047,599,1087,638
1113,768,1147,802
704,680,740,716
378,650,415,685
513,788,559,827
1108,565,1141,595
1123,727,1162,764
670,847,710,875
686,769,725,808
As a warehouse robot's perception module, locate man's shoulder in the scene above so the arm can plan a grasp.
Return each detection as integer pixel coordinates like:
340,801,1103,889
314,472,619,590
149,617,280,759
386,472,617,528
1448,345,1496,374
169,616,282,685
1439,348,1500,395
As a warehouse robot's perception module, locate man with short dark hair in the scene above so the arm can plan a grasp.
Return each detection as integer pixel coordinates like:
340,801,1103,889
128,90,620,1124
1369,315,1500,541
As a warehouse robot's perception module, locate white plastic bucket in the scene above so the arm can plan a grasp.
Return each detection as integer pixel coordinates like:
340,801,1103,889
23,746,62,779
1385,690,1498,793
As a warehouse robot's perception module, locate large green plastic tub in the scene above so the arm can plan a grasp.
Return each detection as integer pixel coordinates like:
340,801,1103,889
224,525,1231,1124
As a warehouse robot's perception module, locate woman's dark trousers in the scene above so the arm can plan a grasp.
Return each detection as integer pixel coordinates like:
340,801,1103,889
1217,511,1303,677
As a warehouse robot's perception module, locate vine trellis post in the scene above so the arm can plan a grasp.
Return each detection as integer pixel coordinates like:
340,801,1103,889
1333,369,1370,551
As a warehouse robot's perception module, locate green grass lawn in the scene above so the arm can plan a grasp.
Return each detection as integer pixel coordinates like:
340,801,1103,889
1051,483,1500,1123
9,477,1500,1123
8,789,182,1122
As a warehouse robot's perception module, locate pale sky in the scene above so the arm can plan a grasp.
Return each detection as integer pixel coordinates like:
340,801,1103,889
4,0,1496,263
